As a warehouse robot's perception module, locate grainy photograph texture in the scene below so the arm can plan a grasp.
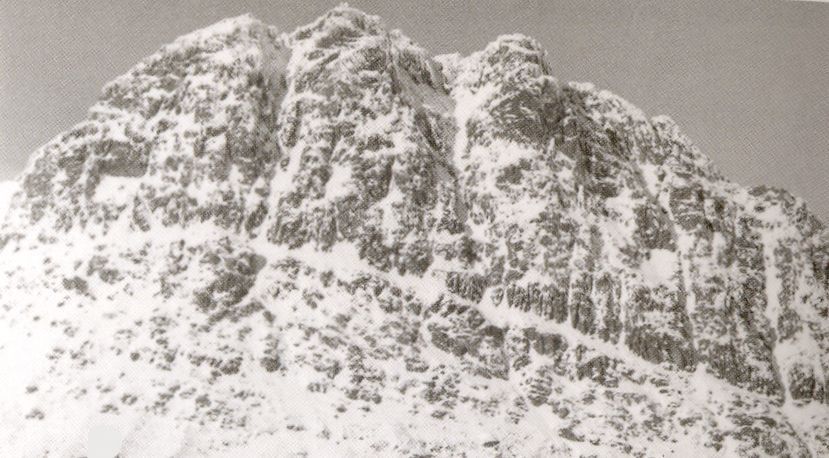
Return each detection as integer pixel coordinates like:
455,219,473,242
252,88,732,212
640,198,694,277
0,1,827,457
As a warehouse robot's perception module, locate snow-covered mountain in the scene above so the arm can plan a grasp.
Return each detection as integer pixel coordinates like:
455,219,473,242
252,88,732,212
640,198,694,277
1,6,827,456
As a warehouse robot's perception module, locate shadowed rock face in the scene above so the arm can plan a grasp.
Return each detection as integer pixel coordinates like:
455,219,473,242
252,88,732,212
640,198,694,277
0,6,827,457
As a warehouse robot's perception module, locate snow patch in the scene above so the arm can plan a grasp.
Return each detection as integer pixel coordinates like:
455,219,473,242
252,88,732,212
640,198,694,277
93,177,141,206
0,181,16,219
640,249,678,287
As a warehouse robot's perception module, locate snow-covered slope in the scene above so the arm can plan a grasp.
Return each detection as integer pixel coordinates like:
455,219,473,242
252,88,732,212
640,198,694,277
0,181,15,220
1,6,827,457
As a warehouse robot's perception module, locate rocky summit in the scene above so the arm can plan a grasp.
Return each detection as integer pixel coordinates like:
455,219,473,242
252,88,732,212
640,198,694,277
1,6,827,457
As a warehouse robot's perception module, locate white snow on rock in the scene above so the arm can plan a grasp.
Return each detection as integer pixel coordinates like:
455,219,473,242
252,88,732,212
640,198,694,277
640,248,679,287
0,181,16,219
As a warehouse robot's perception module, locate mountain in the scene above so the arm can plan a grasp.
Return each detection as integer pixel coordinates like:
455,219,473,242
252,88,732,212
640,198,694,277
1,6,827,457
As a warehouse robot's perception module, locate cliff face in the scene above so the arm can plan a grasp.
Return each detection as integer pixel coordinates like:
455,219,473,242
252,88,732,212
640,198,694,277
1,6,827,457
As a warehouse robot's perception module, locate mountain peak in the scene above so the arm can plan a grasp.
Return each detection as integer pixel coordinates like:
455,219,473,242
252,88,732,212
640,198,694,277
159,13,273,54
290,4,384,44
485,33,546,56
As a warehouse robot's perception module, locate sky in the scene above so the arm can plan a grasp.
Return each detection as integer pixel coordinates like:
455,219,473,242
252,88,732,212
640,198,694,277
1,0,827,219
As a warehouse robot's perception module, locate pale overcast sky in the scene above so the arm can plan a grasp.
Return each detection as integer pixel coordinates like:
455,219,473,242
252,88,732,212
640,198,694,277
1,0,827,219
